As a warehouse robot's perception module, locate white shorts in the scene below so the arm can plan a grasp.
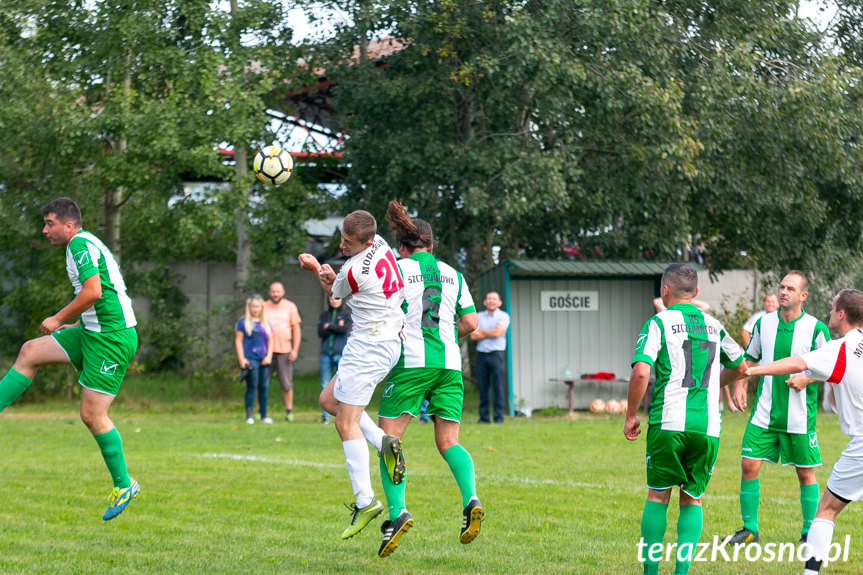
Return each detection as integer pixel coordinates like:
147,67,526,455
333,337,401,406
826,436,863,502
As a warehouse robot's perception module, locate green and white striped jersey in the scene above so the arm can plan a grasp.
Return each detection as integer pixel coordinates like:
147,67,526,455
745,311,829,434
65,230,137,333
632,303,744,437
395,252,475,370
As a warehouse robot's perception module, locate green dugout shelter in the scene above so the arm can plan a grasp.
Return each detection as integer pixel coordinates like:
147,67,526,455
475,260,677,414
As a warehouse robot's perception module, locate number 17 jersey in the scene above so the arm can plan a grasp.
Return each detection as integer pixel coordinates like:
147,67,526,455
632,303,744,437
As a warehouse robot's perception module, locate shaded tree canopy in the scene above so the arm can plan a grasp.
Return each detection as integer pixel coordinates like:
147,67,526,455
310,0,863,281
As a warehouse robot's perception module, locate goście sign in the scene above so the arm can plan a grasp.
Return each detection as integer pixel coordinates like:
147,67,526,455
540,291,599,311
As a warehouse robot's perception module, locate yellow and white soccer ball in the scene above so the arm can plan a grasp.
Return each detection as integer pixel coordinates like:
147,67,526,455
253,145,293,185
589,398,606,413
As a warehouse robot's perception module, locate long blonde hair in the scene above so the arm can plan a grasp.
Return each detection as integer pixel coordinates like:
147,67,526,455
244,295,271,336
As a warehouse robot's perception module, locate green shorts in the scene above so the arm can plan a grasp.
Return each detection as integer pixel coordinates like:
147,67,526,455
740,422,821,467
645,426,719,499
379,368,464,421
52,325,138,396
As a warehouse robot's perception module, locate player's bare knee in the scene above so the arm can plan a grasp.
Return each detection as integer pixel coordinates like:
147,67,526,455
434,433,458,455
741,458,760,479
16,339,43,368
319,394,337,415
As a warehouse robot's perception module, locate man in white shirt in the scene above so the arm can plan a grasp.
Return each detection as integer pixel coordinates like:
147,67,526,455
470,291,510,423
745,288,863,574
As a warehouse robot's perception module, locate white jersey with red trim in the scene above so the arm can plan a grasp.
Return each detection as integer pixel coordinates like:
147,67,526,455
331,234,405,342
802,328,863,437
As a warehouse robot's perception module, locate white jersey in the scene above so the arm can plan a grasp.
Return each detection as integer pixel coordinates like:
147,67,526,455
331,234,405,342
803,329,863,438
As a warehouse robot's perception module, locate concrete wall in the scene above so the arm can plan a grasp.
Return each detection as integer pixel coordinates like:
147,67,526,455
132,262,328,376
695,269,767,315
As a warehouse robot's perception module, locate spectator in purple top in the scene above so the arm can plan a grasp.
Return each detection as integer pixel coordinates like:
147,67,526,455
235,295,273,424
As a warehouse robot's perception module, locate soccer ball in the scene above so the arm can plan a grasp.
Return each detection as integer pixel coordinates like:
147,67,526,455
606,399,621,414
253,146,293,185
589,398,606,413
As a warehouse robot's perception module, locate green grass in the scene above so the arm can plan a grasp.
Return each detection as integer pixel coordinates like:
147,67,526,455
1,396,861,574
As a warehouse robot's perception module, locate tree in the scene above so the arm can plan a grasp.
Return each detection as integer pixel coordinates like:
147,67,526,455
0,0,326,371
311,0,863,281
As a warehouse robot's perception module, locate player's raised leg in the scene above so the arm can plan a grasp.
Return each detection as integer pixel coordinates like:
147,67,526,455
0,336,70,411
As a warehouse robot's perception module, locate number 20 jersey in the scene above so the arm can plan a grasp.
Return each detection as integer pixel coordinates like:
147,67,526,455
632,303,744,437
331,234,405,342
396,251,476,371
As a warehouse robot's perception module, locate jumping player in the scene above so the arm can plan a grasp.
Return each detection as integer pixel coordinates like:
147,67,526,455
0,198,140,520
298,210,406,540
375,200,481,558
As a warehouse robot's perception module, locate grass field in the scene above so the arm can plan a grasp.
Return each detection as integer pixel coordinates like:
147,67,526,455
1,377,861,574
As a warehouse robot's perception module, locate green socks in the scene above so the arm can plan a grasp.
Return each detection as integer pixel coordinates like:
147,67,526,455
641,500,668,575
380,444,476,522
740,478,760,533
0,368,32,411
443,444,477,507
380,455,406,521
800,483,819,536
93,428,131,489
673,504,703,575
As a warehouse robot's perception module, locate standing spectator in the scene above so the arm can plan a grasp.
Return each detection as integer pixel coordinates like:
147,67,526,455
741,292,780,348
265,282,302,422
470,291,510,424
318,295,352,424
235,295,273,424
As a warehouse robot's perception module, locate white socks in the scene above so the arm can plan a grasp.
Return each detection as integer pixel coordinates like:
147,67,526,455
803,517,834,574
358,410,385,452
342,438,374,507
